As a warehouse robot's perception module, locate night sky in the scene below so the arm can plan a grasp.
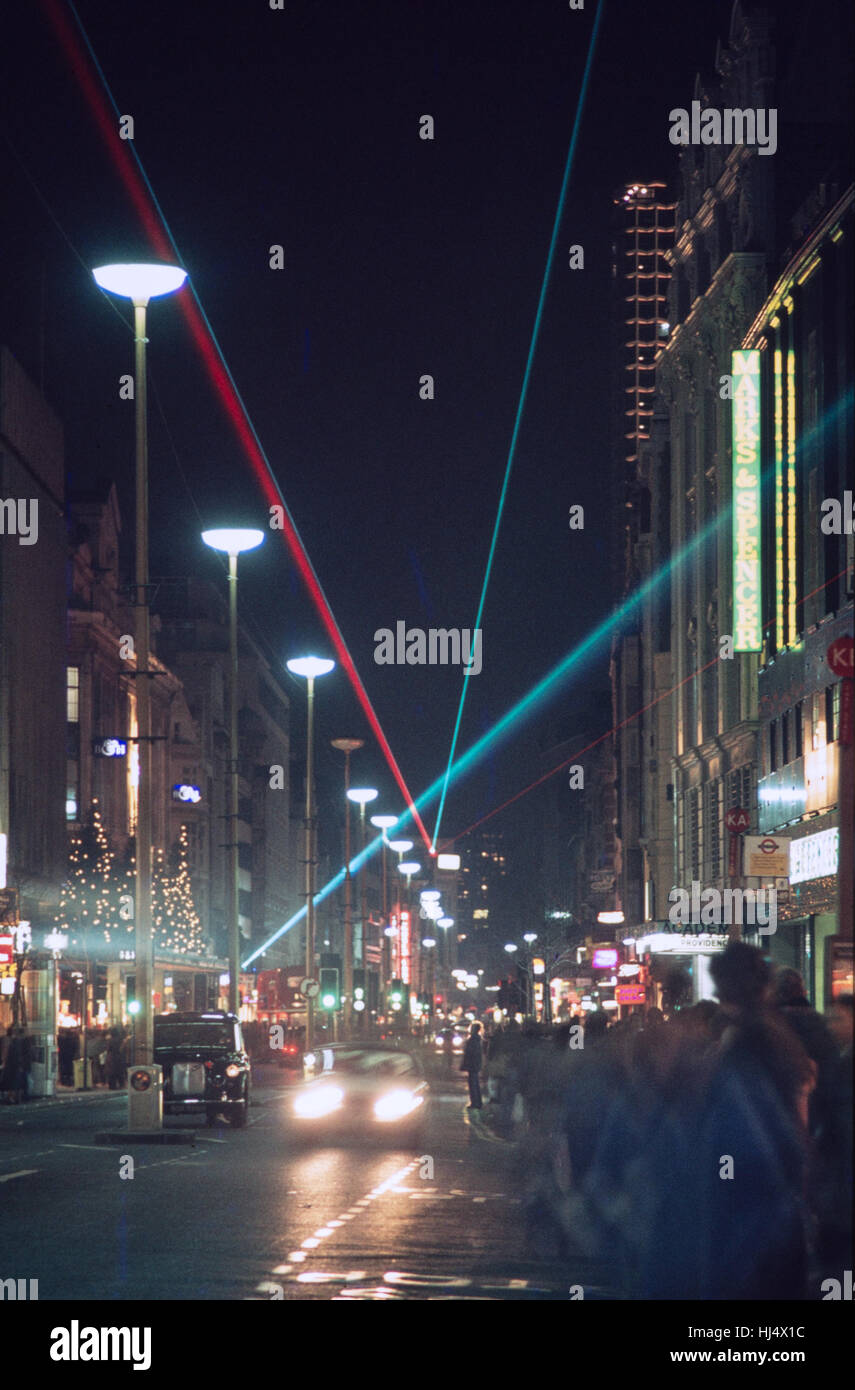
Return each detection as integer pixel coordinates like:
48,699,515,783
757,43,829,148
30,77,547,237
0,0,800,865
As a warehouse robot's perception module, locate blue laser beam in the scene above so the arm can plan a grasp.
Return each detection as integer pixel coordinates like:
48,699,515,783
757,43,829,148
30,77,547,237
431,0,605,850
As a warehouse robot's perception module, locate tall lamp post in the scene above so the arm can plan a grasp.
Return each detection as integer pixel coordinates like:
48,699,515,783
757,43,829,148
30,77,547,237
93,262,187,1067
201,528,264,1016
287,657,335,1051
331,738,364,1036
347,787,378,1029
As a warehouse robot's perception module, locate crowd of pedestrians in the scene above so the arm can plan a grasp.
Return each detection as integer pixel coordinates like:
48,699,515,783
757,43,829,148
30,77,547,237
459,942,852,1299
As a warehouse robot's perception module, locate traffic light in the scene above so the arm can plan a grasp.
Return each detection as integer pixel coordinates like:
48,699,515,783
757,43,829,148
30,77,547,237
387,979,404,1012
353,968,366,1013
94,965,108,1002
318,966,340,1011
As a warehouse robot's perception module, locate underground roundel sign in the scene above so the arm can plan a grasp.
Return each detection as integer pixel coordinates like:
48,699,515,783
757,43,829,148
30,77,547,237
131,1069,153,1092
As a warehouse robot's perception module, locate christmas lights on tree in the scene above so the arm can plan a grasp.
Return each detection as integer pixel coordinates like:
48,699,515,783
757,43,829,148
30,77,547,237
56,804,204,956
153,823,204,955
55,799,135,945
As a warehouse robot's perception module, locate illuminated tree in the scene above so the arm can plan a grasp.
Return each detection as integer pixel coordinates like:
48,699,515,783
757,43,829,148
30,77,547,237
55,799,135,945
153,824,205,955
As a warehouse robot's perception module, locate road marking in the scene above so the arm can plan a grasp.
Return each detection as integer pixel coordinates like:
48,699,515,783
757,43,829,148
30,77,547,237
0,1149,56,1162
0,1169,39,1183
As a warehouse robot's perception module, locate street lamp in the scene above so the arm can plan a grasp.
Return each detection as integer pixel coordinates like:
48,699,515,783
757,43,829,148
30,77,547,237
93,261,187,1075
331,739,364,1035
202,527,264,1017
388,839,413,857
287,656,335,1050
347,787,378,1030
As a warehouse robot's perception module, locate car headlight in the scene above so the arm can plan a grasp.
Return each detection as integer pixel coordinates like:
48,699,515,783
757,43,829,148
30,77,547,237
374,1089,423,1122
225,1063,242,1078
294,1085,344,1118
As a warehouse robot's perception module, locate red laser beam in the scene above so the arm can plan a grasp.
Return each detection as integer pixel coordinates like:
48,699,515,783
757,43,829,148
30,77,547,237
41,0,432,852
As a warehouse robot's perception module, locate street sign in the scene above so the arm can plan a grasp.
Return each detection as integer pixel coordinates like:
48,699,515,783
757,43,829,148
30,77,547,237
744,835,790,877
725,808,750,833
826,635,854,678
299,977,320,999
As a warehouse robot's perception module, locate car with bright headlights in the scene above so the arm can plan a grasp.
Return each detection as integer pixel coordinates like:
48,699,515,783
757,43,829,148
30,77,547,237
292,1043,428,1144
154,1011,251,1127
433,1027,465,1054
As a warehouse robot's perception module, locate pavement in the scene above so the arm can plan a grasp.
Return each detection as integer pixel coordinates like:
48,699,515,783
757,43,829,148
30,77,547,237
0,1064,614,1301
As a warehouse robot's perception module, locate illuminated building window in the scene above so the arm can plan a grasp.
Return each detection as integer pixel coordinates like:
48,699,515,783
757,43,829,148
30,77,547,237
826,685,839,744
67,667,80,722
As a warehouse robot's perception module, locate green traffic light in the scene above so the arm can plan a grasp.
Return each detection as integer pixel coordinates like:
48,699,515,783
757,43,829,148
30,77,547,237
321,992,336,1009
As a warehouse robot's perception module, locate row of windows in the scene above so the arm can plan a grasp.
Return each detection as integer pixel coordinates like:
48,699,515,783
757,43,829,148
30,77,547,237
678,766,754,885
768,687,839,772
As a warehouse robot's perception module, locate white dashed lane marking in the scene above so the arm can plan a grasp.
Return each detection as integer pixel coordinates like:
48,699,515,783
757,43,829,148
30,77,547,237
253,1158,421,1299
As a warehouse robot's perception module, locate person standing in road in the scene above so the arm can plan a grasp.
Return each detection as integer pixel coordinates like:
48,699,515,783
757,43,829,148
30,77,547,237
461,1022,484,1111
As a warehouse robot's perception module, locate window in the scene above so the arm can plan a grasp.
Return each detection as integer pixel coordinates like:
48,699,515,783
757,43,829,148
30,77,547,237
781,711,790,768
704,779,722,882
689,788,701,882
67,667,79,723
769,720,777,773
826,685,839,744
794,703,803,759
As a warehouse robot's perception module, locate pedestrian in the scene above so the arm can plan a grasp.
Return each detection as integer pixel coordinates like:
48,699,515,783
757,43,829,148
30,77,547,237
771,967,839,1138
104,1027,125,1090
460,1022,484,1111
57,1028,78,1088
0,1026,31,1104
694,942,814,1299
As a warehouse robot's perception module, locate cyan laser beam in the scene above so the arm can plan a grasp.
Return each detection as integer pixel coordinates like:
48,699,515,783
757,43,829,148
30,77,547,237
242,382,854,969
431,0,605,850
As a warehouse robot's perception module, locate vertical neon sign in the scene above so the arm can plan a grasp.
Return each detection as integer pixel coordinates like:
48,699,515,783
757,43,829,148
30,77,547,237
774,345,785,651
786,348,798,648
731,350,763,652
400,909,411,985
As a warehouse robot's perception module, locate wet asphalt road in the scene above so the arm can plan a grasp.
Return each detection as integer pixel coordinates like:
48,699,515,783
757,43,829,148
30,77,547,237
0,1068,612,1301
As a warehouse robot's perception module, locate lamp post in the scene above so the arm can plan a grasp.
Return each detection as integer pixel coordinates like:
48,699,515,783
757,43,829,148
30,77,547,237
92,262,186,1069
347,787,378,1031
287,657,335,1051
331,738,364,1036
201,528,264,1016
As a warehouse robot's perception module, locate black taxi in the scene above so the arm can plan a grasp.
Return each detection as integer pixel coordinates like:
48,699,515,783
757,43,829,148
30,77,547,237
154,1011,251,1127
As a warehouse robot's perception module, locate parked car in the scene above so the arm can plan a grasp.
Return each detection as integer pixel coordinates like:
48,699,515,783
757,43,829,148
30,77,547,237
153,1011,251,1127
